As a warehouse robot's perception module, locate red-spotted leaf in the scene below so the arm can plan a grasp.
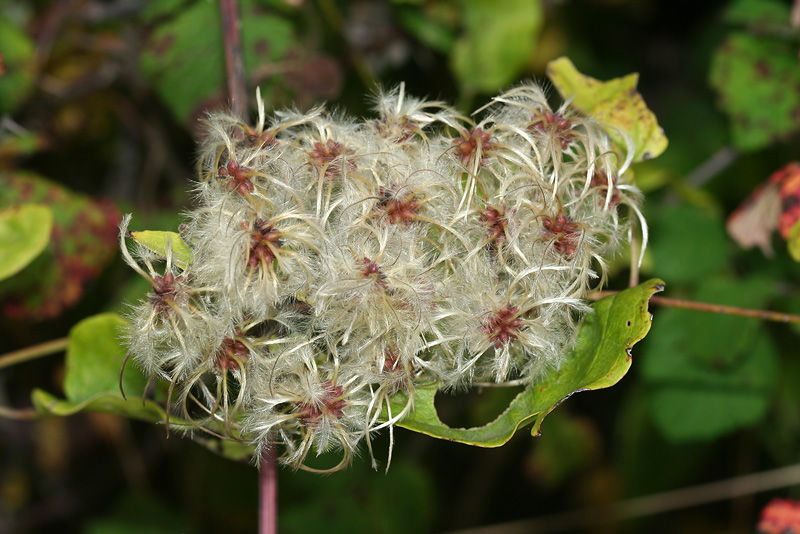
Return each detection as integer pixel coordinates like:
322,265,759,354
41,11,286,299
0,172,121,320
727,162,800,256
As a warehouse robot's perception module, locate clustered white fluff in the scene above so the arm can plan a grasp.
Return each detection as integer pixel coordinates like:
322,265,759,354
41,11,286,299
120,84,645,471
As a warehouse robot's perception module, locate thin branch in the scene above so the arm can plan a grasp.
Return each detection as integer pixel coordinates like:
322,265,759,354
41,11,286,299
259,444,278,534
444,462,800,534
589,291,800,324
0,337,69,371
686,146,738,187
219,0,248,122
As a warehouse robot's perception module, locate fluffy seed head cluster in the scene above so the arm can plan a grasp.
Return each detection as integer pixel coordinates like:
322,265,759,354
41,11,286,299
120,83,645,471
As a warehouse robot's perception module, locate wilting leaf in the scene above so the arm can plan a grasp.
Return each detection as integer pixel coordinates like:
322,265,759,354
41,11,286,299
129,230,193,267
546,57,668,162
0,204,52,282
727,162,800,256
387,279,664,446
0,172,121,320
451,0,543,93
710,32,800,151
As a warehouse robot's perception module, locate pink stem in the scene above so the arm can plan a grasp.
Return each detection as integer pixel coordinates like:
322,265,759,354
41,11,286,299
219,0,247,121
259,445,278,534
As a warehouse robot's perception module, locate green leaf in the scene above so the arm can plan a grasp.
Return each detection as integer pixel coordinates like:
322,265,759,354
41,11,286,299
32,388,169,425
0,204,52,282
787,217,800,261
641,277,780,442
389,279,664,446
129,230,193,267
709,32,800,151
451,0,543,93
396,7,457,54
546,57,668,162
724,0,791,32
64,313,147,403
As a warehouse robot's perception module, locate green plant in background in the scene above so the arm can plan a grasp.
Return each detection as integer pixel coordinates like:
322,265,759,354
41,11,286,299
4,0,800,532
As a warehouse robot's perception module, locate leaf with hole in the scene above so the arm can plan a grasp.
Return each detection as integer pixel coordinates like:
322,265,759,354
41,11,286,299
386,279,664,446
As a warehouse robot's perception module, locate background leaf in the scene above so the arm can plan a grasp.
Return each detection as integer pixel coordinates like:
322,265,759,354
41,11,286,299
0,204,52,282
0,172,121,320
709,32,800,151
450,0,542,93
641,276,780,441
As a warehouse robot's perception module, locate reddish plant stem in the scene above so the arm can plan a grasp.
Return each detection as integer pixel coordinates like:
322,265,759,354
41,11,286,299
590,291,800,324
219,0,247,121
259,444,278,534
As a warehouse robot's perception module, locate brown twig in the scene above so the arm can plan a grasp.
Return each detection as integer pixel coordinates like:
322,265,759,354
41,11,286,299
259,444,278,534
219,0,248,121
443,462,800,534
590,291,800,324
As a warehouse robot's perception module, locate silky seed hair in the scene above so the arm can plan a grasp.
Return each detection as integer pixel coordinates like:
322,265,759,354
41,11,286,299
120,83,644,472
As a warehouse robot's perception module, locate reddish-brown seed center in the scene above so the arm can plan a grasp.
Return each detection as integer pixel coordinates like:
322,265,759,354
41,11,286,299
359,257,388,289
148,272,185,314
528,111,576,150
590,169,620,207
452,128,493,166
480,205,509,244
482,304,523,348
307,139,355,179
213,337,249,372
542,212,581,258
297,381,346,424
218,160,254,196
374,185,420,225
246,218,283,269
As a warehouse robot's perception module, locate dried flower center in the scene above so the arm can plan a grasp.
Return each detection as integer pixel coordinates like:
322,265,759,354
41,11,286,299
480,205,509,245
359,256,388,289
374,185,420,225
297,381,346,424
528,111,576,150
590,169,620,207
247,218,283,269
375,116,415,144
148,272,185,314
307,139,356,179
218,160,254,196
452,127,493,166
213,337,249,372
482,304,523,348
542,212,582,258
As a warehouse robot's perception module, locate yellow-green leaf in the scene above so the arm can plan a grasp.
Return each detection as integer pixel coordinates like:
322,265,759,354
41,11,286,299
129,230,193,267
546,57,668,162
788,220,800,261
0,204,53,282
